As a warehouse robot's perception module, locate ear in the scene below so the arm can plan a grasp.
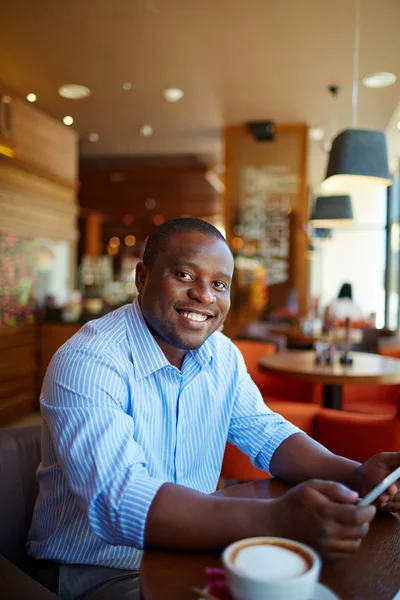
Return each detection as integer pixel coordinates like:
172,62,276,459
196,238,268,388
135,262,149,293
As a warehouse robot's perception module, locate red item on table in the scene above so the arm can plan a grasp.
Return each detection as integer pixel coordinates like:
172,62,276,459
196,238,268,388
205,568,233,600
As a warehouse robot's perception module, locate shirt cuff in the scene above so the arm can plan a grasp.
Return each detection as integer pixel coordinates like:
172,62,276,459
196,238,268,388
115,474,167,549
255,423,301,473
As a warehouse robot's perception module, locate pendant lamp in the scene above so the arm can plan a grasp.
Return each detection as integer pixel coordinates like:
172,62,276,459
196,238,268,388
323,129,391,190
322,0,391,190
310,195,353,228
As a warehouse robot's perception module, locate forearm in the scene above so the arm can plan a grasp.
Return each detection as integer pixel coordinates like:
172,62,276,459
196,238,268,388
269,432,361,490
144,482,280,550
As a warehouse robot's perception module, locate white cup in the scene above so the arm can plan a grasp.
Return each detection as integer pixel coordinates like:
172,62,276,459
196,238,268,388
222,536,321,600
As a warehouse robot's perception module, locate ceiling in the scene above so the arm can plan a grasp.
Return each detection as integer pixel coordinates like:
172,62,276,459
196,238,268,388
2,0,400,186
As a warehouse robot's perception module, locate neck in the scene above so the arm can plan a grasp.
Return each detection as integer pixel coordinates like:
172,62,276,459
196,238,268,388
155,338,186,370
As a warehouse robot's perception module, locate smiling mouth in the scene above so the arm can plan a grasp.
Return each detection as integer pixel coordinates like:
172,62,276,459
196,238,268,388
176,309,213,323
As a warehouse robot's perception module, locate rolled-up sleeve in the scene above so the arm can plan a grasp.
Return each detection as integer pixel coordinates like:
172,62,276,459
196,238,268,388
227,348,300,474
41,347,167,549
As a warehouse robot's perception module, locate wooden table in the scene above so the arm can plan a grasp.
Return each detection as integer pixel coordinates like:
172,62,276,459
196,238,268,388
258,350,400,410
141,479,400,600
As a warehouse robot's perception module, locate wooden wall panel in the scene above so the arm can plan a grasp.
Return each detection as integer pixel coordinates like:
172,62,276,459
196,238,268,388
0,324,38,425
0,86,78,187
0,85,79,425
0,160,78,240
39,323,81,384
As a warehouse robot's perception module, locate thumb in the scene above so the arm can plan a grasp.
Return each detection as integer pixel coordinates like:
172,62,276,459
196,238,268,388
309,479,359,504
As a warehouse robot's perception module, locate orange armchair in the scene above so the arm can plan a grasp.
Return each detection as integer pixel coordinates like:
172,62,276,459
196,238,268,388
232,340,322,405
341,384,400,417
220,340,321,482
315,408,400,463
380,347,400,359
220,443,269,481
379,337,400,359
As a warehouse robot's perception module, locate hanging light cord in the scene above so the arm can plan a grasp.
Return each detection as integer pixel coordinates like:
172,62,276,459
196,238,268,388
352,0,361,128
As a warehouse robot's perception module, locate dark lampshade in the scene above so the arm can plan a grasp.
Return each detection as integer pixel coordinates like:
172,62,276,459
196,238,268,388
323,129,391,191
310,195,353,227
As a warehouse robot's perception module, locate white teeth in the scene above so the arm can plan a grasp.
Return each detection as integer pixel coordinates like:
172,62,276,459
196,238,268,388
180,311,208,322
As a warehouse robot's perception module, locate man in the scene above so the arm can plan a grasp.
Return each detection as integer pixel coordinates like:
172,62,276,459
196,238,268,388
28,218,400,599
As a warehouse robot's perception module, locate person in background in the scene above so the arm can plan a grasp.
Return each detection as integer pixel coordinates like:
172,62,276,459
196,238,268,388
324,282,365,329
28,220,399,600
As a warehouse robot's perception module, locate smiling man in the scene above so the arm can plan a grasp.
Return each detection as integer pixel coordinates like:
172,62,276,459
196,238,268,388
136,223,233,366
28,218,400,600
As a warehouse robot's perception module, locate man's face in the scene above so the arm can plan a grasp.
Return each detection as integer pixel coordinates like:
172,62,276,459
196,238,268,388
136,231,233,364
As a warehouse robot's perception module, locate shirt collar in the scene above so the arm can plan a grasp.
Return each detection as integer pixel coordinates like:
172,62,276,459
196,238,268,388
126,299,213,380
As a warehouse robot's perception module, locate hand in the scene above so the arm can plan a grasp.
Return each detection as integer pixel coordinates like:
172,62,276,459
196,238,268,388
272,479,376,560
355,452,400,512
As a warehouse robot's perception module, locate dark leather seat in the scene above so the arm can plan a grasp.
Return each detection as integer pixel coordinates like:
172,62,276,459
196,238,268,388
0,425,57,598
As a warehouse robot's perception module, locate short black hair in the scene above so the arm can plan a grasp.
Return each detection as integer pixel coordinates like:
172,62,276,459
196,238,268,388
338,283,352,299
143,217,229,268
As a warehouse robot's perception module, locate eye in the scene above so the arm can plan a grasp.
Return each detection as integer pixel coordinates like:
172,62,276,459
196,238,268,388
177,271,193,281
214,280,229,291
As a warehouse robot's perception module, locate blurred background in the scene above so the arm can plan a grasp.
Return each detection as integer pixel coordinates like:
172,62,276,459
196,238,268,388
1,0,400,424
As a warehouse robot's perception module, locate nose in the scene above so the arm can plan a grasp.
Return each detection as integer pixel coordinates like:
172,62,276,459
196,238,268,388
187,281,216,304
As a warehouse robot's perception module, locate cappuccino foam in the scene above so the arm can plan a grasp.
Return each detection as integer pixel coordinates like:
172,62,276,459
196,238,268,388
232,543,309,581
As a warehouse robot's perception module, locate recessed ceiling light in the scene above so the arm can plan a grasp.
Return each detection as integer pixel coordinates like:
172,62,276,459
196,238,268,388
87,132,100,143
397,121,400,130
145,198,156,209
140,125,153,137
309,127,324,141
322,140,332,153
63,116,74,126
58,84,91,99
109,237,120,248
110,172,128,182
26,93,37,103
362,72,396,89
122,82,134,91
163,88,184,102
125,235,136,247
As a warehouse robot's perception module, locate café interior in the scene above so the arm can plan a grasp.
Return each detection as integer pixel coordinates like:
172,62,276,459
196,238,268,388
1,1,400,598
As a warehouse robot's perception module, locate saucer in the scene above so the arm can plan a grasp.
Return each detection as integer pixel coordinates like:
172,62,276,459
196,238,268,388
201,582,340,600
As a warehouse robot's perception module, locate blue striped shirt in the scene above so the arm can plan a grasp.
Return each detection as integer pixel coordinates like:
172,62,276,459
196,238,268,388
27,300,299,569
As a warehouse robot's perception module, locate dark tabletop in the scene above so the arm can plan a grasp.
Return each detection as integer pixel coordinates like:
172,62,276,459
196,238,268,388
141,479,400,600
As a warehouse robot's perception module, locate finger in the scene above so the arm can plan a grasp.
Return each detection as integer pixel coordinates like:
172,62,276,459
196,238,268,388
377,484,399,506
310,480,359,504
320,537,362,556
382,502,400,513
336,523,370,540
378,484,399,500
318,522,370,543
317,502,376,526
378,492,391,505
388,483,399,496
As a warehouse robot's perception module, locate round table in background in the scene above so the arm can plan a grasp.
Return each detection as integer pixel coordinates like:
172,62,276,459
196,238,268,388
258,350,400,409
140,479,400,600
